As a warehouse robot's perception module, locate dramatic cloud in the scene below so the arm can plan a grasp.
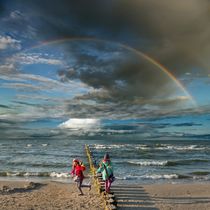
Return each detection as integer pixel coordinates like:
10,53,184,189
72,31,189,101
16,0,210,75
1,0,210,122
57,41,188,108
14,53,63,65
0,72,91,97
0,35,21,50
0,9,37,41
2,0,206,112
0,101,65,123
0,63,17,74
58,118,101,130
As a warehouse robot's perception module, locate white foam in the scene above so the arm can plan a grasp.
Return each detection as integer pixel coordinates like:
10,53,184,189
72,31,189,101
50,172,70,178
128,160,167,166
26,144,32,147
24,172,38,176
135,145,150,150
156,144,206,151
121,174,178,180
93,144,127,149
143,174,179,179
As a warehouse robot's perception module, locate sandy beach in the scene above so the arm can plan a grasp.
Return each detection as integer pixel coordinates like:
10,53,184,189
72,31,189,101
144,183,210,210
112,183,210,210
1,181,210,210
0,180,104,210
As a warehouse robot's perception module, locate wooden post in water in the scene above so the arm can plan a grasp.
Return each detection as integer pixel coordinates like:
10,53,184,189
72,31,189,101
85,144,117,210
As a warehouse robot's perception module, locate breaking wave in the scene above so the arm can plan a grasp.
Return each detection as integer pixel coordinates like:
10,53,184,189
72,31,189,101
127,160,167,166
0,171,71,178
126,159,209,167
120,174,191,180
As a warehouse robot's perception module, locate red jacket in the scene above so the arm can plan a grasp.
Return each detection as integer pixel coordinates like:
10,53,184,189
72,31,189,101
71,164,86,179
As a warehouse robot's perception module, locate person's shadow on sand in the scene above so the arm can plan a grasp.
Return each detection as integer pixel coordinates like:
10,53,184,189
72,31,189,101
111,185,159,210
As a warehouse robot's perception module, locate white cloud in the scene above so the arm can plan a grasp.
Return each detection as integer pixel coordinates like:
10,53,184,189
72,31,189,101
16,73,90,93
2,82,42,91
0,35,21,50
58,118,101,130
0,64,16,74
14,53,63,65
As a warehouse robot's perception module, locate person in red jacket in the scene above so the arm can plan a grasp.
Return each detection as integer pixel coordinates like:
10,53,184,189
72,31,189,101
71,159,91,195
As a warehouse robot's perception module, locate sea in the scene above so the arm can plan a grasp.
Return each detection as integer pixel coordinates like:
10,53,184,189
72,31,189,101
1,126,210,185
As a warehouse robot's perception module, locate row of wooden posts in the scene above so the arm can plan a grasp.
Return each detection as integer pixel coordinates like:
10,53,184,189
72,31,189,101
85,145,117,210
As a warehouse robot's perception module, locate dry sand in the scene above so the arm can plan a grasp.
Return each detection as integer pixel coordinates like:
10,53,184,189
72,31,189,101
1,181,210,210
144,183,210,210
0,180,104,210
111,183,210,210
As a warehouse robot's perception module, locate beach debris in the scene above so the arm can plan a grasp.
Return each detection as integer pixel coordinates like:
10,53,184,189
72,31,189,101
2,185,11,192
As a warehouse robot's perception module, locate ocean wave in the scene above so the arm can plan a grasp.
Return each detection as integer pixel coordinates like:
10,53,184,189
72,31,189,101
49,172,70,178
192,175,210,181
25,144,49,148
92,143,209,151
135,145,151,150
126,159,209,167
155,144,207,151
93,144,127,150
0,171,71,178
166,159,209,166
190,171,210,176
143,174,179,179
142,174,191,179
26,144,32,147
117,175,141,180
126,144,208,151
127,160,167,166
120,174,191,180
7,161,69,168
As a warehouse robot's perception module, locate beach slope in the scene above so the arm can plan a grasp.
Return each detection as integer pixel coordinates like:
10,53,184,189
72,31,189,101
0,180,104,210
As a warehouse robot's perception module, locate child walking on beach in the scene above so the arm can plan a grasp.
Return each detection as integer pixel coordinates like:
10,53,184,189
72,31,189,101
97,153,114,193
71,159,91,195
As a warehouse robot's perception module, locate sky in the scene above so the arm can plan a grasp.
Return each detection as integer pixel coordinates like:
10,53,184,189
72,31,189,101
0,0,210,139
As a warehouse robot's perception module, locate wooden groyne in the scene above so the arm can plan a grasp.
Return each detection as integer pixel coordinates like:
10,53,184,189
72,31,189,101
85,145,117,210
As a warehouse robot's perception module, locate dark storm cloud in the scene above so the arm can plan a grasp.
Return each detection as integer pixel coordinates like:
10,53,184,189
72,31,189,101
16,0,210,75
2,0,210,119
0,1,4,14
57,41,174,103
9,0,208,106
62,96,198,119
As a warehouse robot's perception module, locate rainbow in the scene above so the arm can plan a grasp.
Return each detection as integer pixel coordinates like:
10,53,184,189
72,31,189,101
24,37,196,106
